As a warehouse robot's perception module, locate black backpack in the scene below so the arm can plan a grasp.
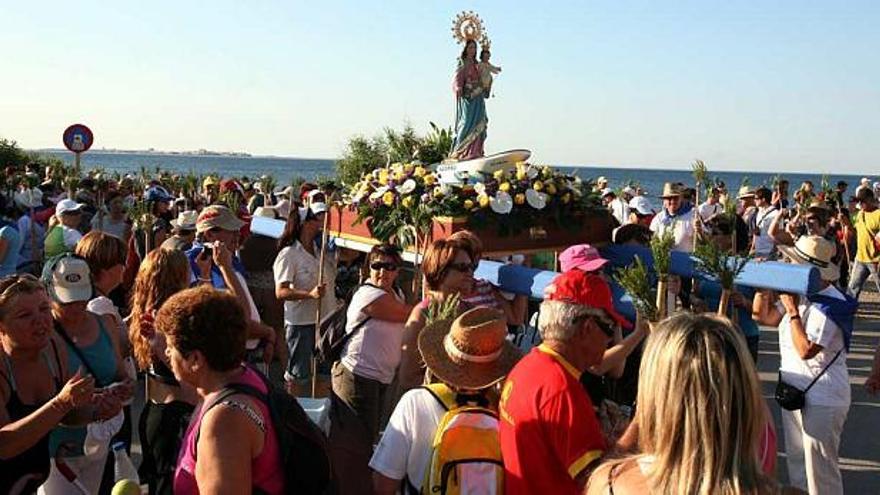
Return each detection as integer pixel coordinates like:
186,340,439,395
201,367,334,494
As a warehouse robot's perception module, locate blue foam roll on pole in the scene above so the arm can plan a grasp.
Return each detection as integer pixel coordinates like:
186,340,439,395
599,244,822,295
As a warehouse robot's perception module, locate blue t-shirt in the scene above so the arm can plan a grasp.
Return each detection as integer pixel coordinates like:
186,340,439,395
0,224,22,277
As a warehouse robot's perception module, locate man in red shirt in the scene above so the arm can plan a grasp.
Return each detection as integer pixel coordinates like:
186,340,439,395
499,270,631,495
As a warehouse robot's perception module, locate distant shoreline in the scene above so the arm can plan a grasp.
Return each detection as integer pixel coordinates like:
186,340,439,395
29,149,863,178
33,148,334,161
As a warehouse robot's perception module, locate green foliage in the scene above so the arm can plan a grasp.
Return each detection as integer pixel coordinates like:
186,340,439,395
417,122,454,165
425,293,462,326
693,241,751,290
650,229,675,277
335,122,455,187
614,256,658,321
691,159,711,193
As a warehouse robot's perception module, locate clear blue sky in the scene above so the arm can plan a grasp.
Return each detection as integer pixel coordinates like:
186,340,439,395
1,1,877,172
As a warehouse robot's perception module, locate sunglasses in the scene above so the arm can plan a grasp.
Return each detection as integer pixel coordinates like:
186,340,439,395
448,262,475,273
592,317,615,338
370,262,398,272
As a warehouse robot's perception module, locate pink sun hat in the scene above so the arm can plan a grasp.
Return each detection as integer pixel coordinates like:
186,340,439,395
558,244,609,273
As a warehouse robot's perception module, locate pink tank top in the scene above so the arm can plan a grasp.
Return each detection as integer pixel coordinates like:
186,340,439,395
174,366,285,494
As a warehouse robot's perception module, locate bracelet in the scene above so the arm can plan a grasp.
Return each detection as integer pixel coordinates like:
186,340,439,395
788,313,801,321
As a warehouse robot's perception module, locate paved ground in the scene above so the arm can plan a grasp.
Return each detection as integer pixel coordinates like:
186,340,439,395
758,291,880,493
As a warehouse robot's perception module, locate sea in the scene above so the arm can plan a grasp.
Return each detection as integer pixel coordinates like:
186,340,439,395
42,150,869,203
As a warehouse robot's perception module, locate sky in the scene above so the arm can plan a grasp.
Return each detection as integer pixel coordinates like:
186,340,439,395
1,1,878,172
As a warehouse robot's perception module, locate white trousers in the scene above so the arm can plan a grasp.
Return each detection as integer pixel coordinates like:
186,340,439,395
781,404,848,495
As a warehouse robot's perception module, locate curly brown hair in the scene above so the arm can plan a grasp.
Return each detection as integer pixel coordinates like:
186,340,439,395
154,286,246,372
128,249,191,370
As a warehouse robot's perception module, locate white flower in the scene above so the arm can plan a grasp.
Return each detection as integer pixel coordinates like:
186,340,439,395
369,186,389,201
474,182,486,195
490,191,513,214
526,189,547,210
398,179,417,195
526,166,539,179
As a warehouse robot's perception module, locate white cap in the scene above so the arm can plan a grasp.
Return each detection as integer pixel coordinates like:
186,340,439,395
628,196,654,215
298,202,329,221
44,255,92,304
252,206,277,219
55,198,84,218
600,188,614,198
597,176,608,185
622,186,636,197
862,177,871,185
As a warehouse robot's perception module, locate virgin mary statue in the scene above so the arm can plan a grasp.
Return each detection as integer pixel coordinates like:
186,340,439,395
449,39,488,161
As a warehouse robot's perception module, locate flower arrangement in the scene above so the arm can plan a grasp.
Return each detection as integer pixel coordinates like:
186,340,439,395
345,160,602,248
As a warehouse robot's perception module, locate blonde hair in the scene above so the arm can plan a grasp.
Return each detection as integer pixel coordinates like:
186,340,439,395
129,249,190,369
628,313,773,494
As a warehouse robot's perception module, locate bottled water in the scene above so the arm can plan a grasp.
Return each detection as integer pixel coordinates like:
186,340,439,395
112,441,140,484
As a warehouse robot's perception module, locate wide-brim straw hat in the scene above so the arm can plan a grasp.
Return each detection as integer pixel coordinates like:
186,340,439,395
659,182,683,199
777,235,839,282
736,186,756,199
419,307,521,390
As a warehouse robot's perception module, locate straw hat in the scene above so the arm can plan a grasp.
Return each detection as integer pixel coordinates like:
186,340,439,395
252,206,277,219
419,307,521,390
659,182,683,199
736,186,755,199
777,235,839,282
170,210,198,231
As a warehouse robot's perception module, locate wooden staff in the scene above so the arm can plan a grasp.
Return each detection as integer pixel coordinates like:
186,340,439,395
311,210,331,398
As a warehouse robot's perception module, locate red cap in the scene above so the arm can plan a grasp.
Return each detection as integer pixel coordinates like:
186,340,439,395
219,179,243,194
544,270,632,329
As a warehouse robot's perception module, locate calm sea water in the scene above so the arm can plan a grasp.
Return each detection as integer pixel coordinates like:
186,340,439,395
44,150,867,203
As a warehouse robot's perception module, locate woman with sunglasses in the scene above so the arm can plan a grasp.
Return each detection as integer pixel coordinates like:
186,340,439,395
330,244,412,495
0,274,95,494
397,237,476,394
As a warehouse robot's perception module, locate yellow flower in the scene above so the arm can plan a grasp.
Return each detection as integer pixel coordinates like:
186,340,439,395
423,174,436,185
433,187,444,198
533,180,544,192
382,191,395,206
414,166,427,177
516,169,527,181
541,166,552,179
562,193,571,204
464,199,475,209
378,170,390,186
395,171,406,182
514,193,525,205
499,182,511,193
546,183,557,195
401,196,414,208
478,193,490,208
493,169,505,180
404,163,415,174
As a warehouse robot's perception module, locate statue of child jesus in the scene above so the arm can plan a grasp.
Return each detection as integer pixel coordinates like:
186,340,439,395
478,48,501,96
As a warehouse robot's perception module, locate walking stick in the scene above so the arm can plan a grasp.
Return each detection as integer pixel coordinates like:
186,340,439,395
311,210,331,398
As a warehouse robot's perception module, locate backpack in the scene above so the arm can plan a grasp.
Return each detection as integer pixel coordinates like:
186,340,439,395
201,366,334,495
420,383,504,495
316,282,401,364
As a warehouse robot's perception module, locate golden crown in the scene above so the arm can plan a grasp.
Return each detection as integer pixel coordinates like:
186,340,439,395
451,11,485,45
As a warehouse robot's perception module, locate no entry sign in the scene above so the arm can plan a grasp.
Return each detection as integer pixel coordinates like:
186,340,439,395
62,124,94,153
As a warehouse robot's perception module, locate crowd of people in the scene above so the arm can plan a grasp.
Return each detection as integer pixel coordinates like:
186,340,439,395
0,167,877,495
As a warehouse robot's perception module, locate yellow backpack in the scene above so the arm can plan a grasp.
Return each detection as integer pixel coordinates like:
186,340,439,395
420,383,504,495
